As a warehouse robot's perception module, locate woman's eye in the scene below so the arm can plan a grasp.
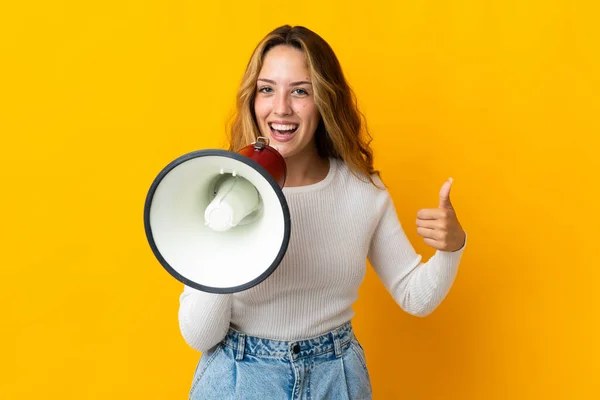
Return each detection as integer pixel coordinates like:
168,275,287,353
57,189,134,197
258,87,273,93
293,88,308,95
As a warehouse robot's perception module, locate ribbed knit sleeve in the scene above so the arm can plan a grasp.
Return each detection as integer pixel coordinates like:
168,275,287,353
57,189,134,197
367,192,466,317
178,285,233,352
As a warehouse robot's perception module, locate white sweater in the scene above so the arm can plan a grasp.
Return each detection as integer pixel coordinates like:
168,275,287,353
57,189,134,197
178,158,466,352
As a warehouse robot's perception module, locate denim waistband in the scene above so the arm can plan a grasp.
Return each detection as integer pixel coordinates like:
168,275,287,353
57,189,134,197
221,322,355,360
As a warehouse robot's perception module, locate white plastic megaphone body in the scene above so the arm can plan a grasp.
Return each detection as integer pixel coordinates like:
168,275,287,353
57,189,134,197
144,137,290,293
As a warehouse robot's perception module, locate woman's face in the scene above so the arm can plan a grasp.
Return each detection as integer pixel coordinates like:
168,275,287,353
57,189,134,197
254,45,320,159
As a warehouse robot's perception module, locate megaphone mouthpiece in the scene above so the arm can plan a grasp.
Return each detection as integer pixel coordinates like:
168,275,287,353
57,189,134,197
204,175,261,232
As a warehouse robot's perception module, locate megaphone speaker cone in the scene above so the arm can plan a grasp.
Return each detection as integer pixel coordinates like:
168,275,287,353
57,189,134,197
144,144,290,293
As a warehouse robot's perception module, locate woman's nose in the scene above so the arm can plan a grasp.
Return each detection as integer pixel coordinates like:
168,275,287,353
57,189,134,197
273,92,292,116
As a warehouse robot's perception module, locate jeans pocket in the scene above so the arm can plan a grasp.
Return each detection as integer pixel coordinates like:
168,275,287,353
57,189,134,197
189,344,224,398
349,338,369,373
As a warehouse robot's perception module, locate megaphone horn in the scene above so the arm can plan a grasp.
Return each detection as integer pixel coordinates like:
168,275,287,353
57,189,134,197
144,137,291,293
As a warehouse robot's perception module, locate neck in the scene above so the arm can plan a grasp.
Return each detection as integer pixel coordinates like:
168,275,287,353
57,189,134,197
284,151,330,187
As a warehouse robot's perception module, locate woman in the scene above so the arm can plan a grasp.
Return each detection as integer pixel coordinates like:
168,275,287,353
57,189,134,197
179,25,466,399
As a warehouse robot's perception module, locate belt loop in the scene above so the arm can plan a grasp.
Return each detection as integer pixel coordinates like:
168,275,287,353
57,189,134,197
332,329,342,358
236,333,246,361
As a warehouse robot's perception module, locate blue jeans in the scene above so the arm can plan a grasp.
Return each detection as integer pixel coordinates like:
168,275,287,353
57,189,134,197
189,322,372,399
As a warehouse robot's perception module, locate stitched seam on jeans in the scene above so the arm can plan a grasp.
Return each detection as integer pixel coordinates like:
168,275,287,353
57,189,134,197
222,342,287,358
349,343,368,372
301,338,352,358
222,338,352,359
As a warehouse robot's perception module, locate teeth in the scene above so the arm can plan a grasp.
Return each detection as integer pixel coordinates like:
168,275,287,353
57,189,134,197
270,123,298,131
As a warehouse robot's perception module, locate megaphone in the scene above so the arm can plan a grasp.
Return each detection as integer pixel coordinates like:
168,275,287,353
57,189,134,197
144,137,291,293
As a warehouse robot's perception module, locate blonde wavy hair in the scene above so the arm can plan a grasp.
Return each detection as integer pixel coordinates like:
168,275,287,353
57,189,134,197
227,25,381,186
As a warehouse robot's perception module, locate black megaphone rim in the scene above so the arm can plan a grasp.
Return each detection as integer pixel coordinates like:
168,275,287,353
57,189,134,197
143,149,291,293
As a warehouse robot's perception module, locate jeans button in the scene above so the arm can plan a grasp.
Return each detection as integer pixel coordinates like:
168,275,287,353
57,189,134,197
293,344,301,354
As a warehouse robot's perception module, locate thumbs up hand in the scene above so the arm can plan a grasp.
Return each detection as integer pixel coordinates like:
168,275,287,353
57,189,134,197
416,178,466,252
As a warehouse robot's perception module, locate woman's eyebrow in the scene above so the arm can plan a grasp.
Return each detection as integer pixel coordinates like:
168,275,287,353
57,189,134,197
290,81,312,86
257,78,312,86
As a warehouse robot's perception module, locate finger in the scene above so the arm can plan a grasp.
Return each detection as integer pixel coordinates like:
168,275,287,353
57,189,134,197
416,218,445,230
417,208,447,220
417,227,442,240
438,177,454,210
423,237,443,250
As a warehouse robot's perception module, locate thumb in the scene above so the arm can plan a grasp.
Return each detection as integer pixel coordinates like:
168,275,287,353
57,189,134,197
438,177,454,209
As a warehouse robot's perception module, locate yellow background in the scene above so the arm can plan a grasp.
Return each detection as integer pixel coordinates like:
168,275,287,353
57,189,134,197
1,0,598,399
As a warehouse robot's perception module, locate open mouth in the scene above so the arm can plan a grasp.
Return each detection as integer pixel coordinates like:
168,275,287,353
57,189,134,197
269,122,299,136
